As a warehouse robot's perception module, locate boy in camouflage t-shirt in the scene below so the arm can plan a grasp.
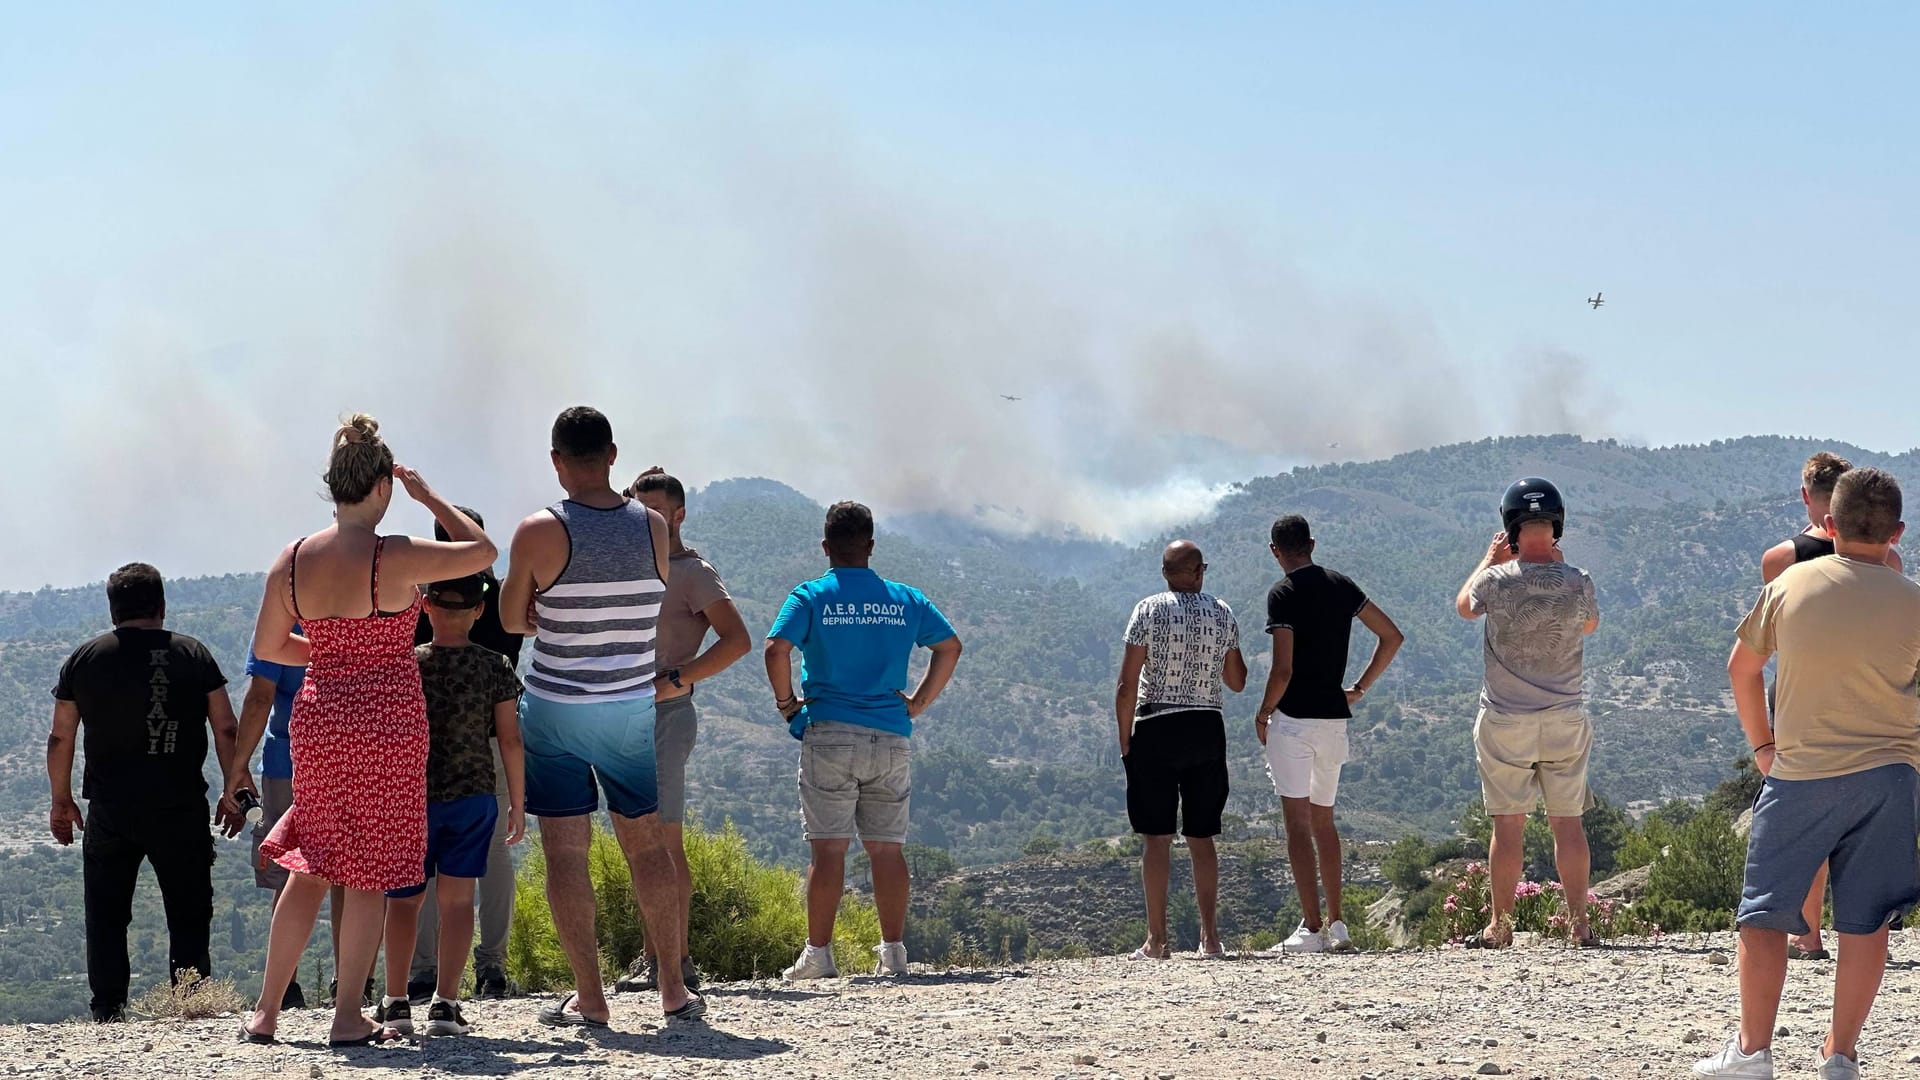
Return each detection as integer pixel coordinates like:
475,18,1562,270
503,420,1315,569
377,574,526,1037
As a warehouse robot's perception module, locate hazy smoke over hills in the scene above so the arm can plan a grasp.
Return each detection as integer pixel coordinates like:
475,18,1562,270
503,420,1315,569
3,36,1611,590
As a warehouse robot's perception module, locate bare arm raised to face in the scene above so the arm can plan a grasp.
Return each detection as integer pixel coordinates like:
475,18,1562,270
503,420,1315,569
377,467,497,586
1456,531,1514,619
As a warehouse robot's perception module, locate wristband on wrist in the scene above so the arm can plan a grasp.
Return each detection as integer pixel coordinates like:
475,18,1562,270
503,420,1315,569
1751,742,1775,754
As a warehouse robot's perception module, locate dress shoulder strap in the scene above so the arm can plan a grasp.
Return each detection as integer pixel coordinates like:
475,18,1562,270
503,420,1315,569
370,536,387,615
288,537,308,621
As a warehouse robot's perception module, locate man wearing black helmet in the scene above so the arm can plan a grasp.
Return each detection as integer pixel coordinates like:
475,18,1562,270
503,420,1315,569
1454,478,1601,948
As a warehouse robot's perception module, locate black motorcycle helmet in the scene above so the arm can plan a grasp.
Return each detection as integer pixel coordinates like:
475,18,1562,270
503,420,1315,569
1501,477,1565,548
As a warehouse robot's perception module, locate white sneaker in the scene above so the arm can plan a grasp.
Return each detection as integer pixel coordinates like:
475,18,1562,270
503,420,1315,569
874,942,909,976
781,944,839,981
1817,1052,1861,1080
1276,923,1328,954
1325,920,1355,952
1692,1037,1774,1078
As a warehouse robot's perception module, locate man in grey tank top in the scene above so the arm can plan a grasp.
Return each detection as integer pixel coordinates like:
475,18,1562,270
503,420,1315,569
500,407,704,1023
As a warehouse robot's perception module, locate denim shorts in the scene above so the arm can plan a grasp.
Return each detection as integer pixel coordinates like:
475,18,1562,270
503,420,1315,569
799,721,911,844
519,692,659,819
1739,763,1920,936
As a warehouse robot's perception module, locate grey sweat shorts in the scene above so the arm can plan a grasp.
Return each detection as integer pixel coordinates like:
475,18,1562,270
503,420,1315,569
654,694,699,825
799,721,911,845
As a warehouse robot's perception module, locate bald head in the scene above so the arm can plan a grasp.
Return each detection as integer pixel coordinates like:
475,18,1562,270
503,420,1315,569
1161,540,1206,591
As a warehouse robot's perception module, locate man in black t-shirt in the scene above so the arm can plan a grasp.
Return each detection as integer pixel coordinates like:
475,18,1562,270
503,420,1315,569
1253,516,1404,954
47,563,244,1021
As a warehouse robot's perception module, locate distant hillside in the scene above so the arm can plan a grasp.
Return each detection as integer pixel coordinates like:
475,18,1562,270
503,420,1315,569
0,433,1907,1021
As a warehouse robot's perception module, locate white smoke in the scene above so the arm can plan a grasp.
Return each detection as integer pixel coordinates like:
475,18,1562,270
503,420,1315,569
0,20,1610,589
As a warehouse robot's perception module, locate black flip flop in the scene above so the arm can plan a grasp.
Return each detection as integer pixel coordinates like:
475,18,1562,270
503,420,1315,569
1463,931,1513,950
327,1025,405,1048
1788,943,1832,961
237,1021,276,1046
664,992,707,1022
537,992,610,1029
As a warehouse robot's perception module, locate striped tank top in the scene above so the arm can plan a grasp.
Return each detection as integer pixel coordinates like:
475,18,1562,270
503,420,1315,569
525,499,664,703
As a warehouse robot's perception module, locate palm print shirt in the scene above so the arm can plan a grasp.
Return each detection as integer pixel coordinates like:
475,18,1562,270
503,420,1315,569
1468,561,1598,713
1123,591,1241,716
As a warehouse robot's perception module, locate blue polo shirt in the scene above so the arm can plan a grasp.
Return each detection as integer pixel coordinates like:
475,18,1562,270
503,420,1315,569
767,567,956,739
244,650,307,780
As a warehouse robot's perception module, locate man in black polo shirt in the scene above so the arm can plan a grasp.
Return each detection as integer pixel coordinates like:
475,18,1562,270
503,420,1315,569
47,563,245,1021
1254,516,1404,954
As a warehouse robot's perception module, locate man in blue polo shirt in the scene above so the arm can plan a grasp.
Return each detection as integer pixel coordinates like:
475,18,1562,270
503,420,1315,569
764,501,963,980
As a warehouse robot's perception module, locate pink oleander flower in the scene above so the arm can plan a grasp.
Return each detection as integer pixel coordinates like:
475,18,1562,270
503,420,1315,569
1546,881,1565,892
1466,862,1484,874
1515,881,1543,898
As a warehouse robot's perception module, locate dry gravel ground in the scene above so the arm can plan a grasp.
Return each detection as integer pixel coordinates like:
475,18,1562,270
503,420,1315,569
5,933,1920,1080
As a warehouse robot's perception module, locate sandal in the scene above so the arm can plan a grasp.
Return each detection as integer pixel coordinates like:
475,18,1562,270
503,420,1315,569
1788,942,1832,961
327,1024,405,1048
237,1018,276,1046
1127,946,1170,961
537,991,611,1029
664,992,707,1022
1197,946,1229,961
1573,930,1604,949
1464,930,1513,950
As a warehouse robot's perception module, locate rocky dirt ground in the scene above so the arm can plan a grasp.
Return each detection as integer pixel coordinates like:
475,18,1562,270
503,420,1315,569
4,933,1919,1080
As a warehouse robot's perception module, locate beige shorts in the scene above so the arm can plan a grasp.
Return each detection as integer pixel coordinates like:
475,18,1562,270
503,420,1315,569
1473,705,1595,818
799,721,911,845
250,776,295,889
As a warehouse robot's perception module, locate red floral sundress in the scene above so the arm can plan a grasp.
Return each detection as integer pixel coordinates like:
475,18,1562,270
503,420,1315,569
260,537,429,893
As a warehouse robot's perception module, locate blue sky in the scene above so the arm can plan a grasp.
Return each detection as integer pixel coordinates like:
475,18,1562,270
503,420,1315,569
2,4,1916,588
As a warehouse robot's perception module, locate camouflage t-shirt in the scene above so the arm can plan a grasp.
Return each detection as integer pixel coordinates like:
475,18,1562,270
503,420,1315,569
416,643,523,802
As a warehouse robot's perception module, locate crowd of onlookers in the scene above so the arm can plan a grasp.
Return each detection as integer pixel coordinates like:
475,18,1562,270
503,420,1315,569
44,422,1920,1077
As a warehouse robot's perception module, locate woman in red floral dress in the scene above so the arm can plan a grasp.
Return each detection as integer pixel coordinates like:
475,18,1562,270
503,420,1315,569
229,415,496,1047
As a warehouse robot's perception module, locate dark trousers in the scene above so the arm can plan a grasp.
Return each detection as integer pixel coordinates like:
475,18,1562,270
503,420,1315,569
82,800,214,1016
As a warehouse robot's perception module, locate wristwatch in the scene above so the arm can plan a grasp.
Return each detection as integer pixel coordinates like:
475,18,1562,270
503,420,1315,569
664,668,683,689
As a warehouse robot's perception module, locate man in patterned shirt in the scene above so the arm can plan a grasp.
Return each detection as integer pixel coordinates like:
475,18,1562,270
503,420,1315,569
1454,478,1601,948
1115,540,1248,960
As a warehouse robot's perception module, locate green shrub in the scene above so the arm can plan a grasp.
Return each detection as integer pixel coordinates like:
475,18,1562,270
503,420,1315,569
1645,811,1743,915
508,819,881,989
1382,836,1433,892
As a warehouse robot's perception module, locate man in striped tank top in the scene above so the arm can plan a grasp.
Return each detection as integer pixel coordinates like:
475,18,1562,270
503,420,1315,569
500,407,704,1024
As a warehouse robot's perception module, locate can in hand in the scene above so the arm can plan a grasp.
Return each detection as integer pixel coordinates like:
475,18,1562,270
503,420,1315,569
234,788,264,825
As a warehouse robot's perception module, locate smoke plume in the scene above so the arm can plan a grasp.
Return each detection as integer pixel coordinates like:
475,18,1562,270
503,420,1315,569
0,29,1609,590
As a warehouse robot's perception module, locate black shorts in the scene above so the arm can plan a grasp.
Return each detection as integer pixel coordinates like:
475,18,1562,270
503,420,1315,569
1123,709,1229,838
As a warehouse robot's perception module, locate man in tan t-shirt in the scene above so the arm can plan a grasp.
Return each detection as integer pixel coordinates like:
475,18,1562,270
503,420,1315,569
615,468,752,994
1694,467,1920,1080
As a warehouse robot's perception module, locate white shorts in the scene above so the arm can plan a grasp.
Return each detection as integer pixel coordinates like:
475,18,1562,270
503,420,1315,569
1264,715,1350,807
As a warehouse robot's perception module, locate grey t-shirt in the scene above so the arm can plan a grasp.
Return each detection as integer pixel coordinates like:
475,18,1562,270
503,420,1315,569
1469,561,1598,713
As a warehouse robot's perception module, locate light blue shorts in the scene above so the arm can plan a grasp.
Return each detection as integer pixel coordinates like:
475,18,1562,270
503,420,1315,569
519,693,658,819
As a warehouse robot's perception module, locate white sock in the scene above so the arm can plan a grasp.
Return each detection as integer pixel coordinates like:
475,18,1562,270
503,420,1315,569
432,993,456,1007
382,995,406,1008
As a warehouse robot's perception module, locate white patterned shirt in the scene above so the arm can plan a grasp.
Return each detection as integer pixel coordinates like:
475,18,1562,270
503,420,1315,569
1123,590,1241,715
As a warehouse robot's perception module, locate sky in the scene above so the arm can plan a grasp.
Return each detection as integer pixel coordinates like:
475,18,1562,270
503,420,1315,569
2,3,1915,590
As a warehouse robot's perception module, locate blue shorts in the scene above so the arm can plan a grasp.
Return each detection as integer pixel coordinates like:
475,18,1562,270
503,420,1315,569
1739,763,1920,936
519,693,658,819
387,794,499,899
